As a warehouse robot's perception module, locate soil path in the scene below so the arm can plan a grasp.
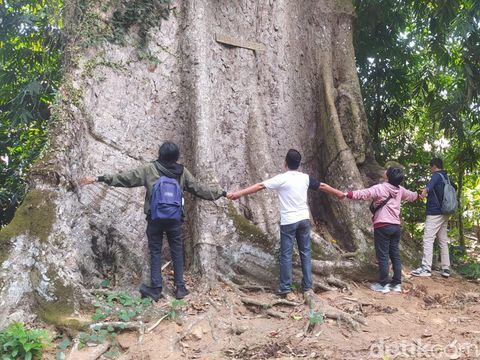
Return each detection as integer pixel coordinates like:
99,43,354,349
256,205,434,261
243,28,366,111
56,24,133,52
65,272,480,360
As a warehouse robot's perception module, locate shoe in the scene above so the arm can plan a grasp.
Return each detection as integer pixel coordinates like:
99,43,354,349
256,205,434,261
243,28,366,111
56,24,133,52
388,284,402,293
275,288,291,296
175,285,190,299
139,284,162,302
370,283,390,293
411,266,432,277
441,268,450,278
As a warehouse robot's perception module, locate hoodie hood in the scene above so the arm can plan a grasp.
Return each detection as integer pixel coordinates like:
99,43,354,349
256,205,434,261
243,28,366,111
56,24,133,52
157,160,184,177
384,182,401,198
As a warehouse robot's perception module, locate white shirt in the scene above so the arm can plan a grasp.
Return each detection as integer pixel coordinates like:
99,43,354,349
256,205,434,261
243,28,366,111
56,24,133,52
263,171,311,225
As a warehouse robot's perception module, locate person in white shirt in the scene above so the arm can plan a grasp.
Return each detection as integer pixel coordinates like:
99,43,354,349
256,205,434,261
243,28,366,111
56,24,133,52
227,149,343,296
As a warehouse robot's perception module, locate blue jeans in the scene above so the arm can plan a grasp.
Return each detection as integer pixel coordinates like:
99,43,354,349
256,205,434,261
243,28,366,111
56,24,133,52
279,219,312,292
374,224,402,286
146,218,184,288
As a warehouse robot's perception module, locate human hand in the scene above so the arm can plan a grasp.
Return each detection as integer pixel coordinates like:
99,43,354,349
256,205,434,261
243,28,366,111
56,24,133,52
79,176,96,186
336,191,346,200
227,192,241,200
418,188,427,200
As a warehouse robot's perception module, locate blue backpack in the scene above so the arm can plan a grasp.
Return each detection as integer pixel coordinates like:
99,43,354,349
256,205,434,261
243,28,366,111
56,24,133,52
150,162,183,221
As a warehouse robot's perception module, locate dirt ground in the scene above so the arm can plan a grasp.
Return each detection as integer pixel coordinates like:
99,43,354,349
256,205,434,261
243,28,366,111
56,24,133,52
62,269,480,360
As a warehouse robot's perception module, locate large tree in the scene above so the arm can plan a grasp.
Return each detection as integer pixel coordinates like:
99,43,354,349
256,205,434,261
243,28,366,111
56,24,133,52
0,0,383,327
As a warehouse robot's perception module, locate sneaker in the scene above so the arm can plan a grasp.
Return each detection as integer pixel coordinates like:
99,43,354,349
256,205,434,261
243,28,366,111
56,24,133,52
388,284,402,293
411,266,432,277
370,283,390,293
175,285,190,299
441,268,450,278
275,288,291,296
139,284,163,302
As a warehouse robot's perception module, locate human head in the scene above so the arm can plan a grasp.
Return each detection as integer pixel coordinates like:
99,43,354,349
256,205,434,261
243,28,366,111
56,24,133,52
386,167,404,187
158,141,180,164
285,149,301,170
429,157,443,171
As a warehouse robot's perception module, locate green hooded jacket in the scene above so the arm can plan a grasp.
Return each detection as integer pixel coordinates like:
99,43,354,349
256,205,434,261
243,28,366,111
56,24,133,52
100,161,224,214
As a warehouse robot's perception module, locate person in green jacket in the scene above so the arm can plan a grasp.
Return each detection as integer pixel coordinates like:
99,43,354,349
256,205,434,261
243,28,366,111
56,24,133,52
80,141,226,300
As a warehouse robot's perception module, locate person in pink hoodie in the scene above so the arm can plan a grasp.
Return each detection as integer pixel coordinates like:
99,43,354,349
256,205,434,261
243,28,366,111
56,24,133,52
343,167,420,293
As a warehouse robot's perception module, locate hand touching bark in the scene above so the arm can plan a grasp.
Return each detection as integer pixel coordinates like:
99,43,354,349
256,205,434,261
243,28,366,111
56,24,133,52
79,176,96,186
227,192,242,200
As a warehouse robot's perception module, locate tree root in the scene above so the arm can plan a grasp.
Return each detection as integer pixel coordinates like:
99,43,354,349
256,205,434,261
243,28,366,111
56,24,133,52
314,282,336,292
304,291,365,332
240,296,299,319
238,284,270,293
89,321,145,334
311,259,357,276
217,274,246,297
326,276,350,290
240,297,300,308
67,340,110,360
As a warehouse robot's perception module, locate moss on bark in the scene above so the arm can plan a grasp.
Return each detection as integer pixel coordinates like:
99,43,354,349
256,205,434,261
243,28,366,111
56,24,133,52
0,190,57,264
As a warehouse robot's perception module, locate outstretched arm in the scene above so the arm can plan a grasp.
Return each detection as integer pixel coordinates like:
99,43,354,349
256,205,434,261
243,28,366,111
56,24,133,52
227,183,266,200
319,183,345,199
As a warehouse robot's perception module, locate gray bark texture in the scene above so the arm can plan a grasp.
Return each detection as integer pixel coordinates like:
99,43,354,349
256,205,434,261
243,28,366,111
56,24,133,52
0,0,382,327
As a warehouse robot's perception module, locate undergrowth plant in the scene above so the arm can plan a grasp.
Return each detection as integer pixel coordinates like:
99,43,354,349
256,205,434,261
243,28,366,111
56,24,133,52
0,322,50,360
167,299,186,320
92,291,152,322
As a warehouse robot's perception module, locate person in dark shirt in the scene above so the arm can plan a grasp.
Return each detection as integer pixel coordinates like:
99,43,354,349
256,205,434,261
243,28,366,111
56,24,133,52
411,158,452,278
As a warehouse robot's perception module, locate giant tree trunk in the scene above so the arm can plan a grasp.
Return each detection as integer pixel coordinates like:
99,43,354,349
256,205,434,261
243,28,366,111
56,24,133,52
0,0,382,327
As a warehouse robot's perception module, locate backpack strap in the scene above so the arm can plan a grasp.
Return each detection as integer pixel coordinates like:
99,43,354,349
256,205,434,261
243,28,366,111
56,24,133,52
371,194,393,214
431,172,448,207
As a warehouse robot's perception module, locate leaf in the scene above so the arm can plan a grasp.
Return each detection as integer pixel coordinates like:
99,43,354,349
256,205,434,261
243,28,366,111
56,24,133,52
58,338,71,351
291,314,303,321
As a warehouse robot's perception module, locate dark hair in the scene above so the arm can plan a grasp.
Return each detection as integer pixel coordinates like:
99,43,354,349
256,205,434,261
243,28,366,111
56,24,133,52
386,167,404,187
285,149,301,170
429,157,443,169
158,141,180,164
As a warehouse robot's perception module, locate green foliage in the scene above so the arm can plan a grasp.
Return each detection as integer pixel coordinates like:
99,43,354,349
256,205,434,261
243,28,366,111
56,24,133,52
110,0,173,49
308,310,324,326
0,322,50,360
167,299,186,320
92,291,152,323
0,0,64,227
353,0,480,254
457,262,480,279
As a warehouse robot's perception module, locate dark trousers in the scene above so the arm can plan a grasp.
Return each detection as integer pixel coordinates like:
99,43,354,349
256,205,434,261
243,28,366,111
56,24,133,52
374,224,402,286
146,218,184,288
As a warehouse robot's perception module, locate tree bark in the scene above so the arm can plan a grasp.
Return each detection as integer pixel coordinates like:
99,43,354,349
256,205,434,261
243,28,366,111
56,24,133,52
0,0,381,327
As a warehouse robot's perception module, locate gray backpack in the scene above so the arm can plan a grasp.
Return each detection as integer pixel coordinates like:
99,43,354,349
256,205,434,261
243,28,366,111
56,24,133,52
433,173,458,215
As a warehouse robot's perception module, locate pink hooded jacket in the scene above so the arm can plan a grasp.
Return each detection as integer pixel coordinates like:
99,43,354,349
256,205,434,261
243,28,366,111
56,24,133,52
347,182,418,228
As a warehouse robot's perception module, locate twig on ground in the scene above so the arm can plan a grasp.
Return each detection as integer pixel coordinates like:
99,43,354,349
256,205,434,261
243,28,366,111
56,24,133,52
147,314,169,333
